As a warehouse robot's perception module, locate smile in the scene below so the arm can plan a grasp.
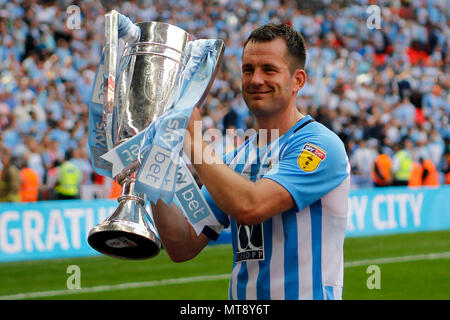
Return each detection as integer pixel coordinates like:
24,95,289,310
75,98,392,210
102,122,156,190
247,90,271,95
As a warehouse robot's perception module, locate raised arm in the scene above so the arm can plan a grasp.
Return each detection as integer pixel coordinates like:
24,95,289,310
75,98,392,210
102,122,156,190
183,108,295,226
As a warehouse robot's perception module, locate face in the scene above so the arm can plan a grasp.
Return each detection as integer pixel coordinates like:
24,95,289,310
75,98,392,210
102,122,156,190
241,38,305,118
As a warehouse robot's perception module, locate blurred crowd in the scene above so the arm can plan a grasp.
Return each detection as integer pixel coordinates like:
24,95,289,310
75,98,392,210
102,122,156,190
0,0,449,202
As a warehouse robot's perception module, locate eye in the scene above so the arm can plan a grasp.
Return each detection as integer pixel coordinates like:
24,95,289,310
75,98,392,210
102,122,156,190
263,66,277,73
242,66,253,74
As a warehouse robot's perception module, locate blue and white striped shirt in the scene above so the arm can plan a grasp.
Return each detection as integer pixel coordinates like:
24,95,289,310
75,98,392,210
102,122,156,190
201,115,350,300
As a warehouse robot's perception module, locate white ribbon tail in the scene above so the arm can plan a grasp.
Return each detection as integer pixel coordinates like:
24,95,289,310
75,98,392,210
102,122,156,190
175,157,219,236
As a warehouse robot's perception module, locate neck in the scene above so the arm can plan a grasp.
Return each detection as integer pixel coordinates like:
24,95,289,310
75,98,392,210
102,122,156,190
255,105,304,147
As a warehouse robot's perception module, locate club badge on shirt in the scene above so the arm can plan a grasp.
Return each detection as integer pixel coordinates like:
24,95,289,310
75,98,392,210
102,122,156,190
297,143,326,172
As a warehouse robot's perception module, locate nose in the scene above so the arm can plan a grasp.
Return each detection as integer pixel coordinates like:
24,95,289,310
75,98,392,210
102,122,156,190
247,68,265,87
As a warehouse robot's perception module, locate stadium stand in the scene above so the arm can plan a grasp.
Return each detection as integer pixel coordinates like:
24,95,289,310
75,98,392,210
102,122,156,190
0,0,448,201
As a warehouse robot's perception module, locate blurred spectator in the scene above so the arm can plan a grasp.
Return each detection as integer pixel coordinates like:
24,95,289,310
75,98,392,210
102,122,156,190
71,146,94,185
350,139,378,178
393,97,416,129
0,148,21,202
17,154,40,202
420,157,440,186
392,138,414,186
22,136,46,182
408,160,423,187
371,147,392,187
54,149,82,200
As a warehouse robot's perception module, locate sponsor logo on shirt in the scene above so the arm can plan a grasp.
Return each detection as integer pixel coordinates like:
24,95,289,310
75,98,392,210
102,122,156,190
236,223,264,262
297,143,326,172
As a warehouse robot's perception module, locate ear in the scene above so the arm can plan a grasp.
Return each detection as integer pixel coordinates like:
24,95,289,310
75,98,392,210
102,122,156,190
292,69,306,93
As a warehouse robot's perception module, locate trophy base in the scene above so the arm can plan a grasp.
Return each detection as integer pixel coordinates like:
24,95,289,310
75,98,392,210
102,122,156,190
88,220,161,260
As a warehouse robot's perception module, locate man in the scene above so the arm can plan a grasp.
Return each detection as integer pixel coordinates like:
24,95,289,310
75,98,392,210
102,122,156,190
420,157,439,186
0,148,21,202
371,146,392,187
152,24,350,300
18,153,40,202
392,138,414,186
54,149,82,200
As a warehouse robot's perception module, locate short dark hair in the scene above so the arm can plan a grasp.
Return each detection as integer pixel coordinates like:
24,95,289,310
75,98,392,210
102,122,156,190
244,23,307,71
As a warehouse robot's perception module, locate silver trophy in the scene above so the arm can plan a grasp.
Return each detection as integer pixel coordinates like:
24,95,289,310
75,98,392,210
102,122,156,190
88,12,224,260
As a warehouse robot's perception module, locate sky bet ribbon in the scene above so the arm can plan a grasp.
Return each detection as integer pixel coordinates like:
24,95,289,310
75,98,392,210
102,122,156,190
135,39,219,206
88,12,139,178
88,53,112,177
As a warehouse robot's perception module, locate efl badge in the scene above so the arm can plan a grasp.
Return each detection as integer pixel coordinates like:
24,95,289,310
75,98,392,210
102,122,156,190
297,143,326,172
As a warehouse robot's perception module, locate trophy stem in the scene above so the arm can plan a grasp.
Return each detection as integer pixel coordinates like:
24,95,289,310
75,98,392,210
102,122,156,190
118,176,144,204
87,174,161,260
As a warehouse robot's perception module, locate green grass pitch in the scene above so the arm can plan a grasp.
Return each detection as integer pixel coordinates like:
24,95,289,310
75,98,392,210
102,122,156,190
0,230,449,300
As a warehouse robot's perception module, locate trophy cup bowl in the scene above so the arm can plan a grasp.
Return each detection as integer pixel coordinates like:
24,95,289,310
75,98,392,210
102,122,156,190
87,21,191,260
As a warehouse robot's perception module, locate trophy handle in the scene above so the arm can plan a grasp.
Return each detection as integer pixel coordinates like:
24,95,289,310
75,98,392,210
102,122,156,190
103,10,119,151
194,40,225,110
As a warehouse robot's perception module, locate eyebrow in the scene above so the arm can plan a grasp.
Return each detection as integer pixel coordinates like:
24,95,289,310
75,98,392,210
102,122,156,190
261,63,279,69
242,63,281,70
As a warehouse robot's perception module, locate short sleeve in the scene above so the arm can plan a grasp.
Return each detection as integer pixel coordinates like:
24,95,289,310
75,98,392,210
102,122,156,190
263,125,349,212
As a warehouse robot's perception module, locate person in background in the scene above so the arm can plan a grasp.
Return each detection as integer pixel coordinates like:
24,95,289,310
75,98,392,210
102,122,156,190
420,157,439,187
18,153,40,202
392,138,414,186
0,148,21,202
408,160,423,187
371,146,392,187
54,149,82,200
